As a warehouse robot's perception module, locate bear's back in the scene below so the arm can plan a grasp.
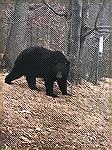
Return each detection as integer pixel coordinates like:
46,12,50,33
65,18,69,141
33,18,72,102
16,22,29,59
15,46,52,65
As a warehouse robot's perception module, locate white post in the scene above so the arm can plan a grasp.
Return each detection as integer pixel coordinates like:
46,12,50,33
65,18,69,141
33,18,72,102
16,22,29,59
99,35,103,57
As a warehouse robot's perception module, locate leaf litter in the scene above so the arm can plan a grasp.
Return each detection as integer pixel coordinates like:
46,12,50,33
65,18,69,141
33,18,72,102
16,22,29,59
2,74,111,150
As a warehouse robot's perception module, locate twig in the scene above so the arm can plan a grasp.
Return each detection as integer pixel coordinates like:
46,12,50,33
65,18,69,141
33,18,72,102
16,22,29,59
42,0,71,19
81,0,105,40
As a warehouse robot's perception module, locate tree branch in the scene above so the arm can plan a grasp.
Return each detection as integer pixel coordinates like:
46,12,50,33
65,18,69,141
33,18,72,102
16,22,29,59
94,0,105,28
42,0,72,19
81,0,105,41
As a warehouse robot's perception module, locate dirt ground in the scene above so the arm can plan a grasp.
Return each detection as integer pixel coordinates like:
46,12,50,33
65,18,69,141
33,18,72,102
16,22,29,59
0,72,112,150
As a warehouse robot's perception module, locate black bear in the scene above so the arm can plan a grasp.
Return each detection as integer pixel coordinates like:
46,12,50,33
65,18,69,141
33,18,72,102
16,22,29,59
5,46,70,97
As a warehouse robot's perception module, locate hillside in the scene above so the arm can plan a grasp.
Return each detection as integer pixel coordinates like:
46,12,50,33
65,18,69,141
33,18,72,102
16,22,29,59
1,74,111,150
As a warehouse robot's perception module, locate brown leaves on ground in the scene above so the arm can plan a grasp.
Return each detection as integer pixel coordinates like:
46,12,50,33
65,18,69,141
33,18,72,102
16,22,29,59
1,74,111,150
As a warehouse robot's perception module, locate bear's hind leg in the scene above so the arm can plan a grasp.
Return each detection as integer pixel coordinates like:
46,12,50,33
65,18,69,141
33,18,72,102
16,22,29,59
5,68,23,84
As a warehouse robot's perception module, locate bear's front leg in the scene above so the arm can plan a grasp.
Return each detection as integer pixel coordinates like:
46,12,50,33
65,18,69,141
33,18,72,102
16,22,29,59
45,80,58,97
26,74,37,90
57,79,71,96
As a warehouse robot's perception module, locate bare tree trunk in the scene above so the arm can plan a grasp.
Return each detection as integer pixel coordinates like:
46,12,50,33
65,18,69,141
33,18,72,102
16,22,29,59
0,16,5,69
108,3,112,78
94,43,99,85
65,0,72,57
65,0,81,83
4,1,29,70
109,35,112,78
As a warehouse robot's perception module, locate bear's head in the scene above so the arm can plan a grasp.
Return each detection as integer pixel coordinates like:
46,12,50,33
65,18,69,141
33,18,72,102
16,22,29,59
54,60,70,79
51,51,70,79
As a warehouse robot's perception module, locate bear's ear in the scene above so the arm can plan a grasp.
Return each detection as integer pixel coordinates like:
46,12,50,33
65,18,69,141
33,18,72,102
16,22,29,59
65,60,70,66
